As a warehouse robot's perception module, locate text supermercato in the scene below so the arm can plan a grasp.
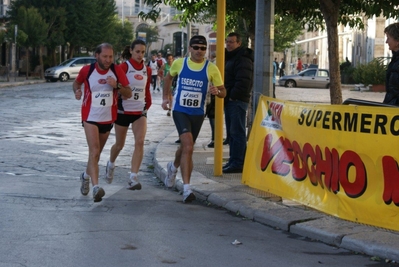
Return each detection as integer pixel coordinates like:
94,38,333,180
298,108,399,135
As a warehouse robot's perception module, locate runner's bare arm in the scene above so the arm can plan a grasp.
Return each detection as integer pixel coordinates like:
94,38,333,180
73,80,83,100
118,84,133,99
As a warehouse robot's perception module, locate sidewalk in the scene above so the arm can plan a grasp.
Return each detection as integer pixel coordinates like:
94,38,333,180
0,77,46,88
153,86,399,263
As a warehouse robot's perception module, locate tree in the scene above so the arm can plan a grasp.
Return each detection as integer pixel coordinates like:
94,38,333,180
7,0,67,66
7,0,119,60
112,19,135,56
12,6,48,79
63,0,118,57
139,0,399,104
274,15,303,53
277,0,399,104
135,25,160,57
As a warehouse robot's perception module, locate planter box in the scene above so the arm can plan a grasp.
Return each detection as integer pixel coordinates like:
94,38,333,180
372,84,386,92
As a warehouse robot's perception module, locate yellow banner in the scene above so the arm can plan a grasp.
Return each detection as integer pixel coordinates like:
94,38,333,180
243,95,399,231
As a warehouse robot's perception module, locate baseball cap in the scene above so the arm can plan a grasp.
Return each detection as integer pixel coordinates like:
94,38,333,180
190,35,207,46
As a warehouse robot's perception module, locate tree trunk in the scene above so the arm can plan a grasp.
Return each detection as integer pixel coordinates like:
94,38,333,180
25,48,29,80
319,0,343,104
39,45,44,79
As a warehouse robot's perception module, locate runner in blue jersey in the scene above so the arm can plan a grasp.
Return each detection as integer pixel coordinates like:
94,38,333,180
161,35,226,203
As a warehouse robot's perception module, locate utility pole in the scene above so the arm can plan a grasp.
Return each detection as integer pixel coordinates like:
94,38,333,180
253,0,274,118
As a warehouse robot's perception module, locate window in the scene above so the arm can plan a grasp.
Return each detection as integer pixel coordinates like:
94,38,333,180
304,70,316,77
318,70,329,77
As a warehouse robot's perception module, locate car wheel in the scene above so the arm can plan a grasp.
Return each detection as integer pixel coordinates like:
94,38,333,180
285,80,296,88
59,72,70,82
326,83,330,89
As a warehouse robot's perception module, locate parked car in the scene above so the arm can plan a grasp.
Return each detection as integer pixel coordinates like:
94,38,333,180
44,57,96,82
278,68,330,88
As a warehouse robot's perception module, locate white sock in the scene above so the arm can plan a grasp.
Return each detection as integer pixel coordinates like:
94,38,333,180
183,184,191,192
170,163,177,172
83,172,90,179
93,185,99,189
108,160,115,168
130,172,138,180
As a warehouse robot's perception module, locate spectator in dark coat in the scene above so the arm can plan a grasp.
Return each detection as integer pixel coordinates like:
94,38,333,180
383,22,399,105
223,32,254,173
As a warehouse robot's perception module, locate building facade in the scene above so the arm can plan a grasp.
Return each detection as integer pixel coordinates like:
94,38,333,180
115,0,216,59
285,15,392,75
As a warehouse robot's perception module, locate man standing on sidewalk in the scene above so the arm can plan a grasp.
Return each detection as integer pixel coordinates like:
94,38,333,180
223,32,254,173
73,43,132,202
161,35,226,203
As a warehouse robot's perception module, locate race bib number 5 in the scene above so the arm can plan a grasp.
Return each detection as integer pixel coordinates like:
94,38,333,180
92,91,113,107
179,90,202,108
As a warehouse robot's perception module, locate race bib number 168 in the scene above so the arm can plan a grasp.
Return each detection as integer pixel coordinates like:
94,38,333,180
179,90,202,108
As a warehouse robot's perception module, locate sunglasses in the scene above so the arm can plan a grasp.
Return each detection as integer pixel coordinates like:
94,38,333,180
191,46,207,51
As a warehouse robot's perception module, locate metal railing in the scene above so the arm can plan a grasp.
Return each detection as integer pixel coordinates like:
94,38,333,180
342,98,397,107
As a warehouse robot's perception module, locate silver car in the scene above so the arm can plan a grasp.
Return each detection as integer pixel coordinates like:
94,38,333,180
278,68,330,88
44,57,96,82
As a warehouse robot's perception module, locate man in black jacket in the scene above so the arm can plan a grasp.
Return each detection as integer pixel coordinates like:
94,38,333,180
223,32,254,173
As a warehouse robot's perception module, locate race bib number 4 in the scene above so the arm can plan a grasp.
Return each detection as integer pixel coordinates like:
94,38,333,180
92,91,113,107
179,90,202,108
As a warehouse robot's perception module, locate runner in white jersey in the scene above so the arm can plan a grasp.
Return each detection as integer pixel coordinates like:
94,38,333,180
105,39,152,190
73,43,132,202
147,54,159,91
161,35,226,203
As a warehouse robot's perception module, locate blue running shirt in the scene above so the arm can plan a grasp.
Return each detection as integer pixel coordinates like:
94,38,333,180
172,57,210,115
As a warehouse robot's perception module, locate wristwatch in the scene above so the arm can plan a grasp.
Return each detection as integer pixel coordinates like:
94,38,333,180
116,83,121,90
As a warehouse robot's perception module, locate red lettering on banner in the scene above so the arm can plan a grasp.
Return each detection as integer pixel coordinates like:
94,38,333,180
269,102,283,125
314,145,332,189
302,143,317,186
382,156,399,205
260,134,283,172
271,138,294,175
260,134,368,199
327,148,340,193
291,141,307,181
339,151,367,198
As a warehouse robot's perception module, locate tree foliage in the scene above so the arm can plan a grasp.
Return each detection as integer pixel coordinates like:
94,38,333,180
12,6,48,77
6,0,128,64
135,24,160,56
139,0,399,104
7,0,67,64
112,19,135,55
274,15,304,53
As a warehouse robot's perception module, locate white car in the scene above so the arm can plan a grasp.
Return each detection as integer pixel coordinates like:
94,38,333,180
278,68,330,88
44,57,96,82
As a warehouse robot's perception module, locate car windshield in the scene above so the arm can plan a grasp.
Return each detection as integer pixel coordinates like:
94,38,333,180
58,58,75,66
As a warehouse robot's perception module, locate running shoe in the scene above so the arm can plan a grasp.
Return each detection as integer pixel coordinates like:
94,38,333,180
80,172,90,196
93,186,105,202
183,190,196,203
127,176,142,190
164,162,177,188
167,110,171,116
105,161,115,184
